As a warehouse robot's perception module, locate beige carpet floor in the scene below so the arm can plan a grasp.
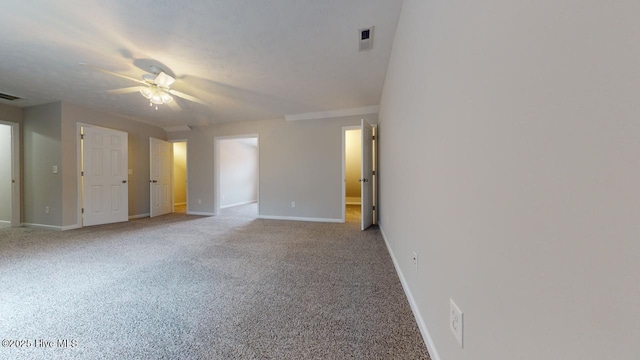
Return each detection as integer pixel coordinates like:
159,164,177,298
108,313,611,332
0,211,430,359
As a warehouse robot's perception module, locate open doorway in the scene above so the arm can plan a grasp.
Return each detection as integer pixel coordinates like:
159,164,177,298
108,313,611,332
214,135,259,218
344,127,362,223
343,119,376,229
172,141,188,214
0,122,19,228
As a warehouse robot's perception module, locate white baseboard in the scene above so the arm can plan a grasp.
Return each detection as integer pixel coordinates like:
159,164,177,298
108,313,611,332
258,215,343,223
129,213,150,219
220,200,257,209
379,225,441,360
187,211,215,216
22,223,64,231
61,224,82,230
0,220,10,224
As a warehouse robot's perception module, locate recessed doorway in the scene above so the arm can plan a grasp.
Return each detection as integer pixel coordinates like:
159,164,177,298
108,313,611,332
172,141,188,214
344,127,362,224
214,135,259,218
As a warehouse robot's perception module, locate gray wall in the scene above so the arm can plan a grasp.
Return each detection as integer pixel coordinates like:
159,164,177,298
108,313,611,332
220,139,258,208
0,124,12,221
23,102,63,226
168,115,375,219
61,102,167,225
0,103,23,124
22,101,166,227
378,1,640,360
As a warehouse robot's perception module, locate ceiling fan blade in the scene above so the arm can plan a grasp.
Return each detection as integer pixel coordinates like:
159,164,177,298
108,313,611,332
155,71,175,87
166,98,182,111
79,63,148,85
167,89,209,106
107,86,146,94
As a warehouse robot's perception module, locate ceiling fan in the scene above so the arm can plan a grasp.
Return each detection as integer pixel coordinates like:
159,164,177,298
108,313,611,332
80,63,208,111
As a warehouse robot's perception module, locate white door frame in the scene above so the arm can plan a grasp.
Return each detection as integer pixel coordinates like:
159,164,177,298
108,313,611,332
0,120,20,227
213,134,260,216
341,125,361,223
169,139,188,213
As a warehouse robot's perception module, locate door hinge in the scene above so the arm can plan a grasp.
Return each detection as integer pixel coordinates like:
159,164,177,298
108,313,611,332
372,170,376,176
81,208,84,214
81,171,84,176
373,205,376,211
372,135,376,140
80,134,84,140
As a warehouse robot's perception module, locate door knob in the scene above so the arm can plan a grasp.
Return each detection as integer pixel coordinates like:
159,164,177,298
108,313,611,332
359,178,369,183
122,180,127,183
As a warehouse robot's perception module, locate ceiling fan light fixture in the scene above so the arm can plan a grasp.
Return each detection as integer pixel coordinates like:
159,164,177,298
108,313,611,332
140,86,173,107
139,87,153,100
161,92,173,104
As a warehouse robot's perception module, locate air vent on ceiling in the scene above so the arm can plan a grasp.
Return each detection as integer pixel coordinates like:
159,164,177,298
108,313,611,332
0,92,21,101
359,26,374,51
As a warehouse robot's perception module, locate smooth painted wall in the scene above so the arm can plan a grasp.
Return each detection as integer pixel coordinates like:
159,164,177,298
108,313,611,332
61,102,167,224
0,103,23,124
378,1,640,360
345,129,361,201
168,115,375,219
0,124,12,221
22,101,166,227
173,142,187,205
220,139,258,208
23,102,63,226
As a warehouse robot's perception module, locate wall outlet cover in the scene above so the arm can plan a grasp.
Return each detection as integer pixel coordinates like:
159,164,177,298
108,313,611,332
450,298,463,348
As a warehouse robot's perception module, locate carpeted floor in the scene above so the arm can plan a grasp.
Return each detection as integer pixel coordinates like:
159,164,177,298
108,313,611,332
0,212,430,359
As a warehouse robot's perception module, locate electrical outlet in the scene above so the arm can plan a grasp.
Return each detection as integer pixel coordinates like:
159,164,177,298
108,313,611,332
412,252,418,271
291,201,296,208
450,299,463,348
45,206,50,215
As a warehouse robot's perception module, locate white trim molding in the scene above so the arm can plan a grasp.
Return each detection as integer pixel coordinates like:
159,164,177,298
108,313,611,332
379,225,442,360
220,200,257,209
22,223,65,231
163,125,192,132
286,105,379,122
258,215,343,223
187,211,215,216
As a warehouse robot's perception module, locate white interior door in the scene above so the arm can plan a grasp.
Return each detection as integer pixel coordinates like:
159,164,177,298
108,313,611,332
361,118,374,230
83,126,128,226
150,137,173,217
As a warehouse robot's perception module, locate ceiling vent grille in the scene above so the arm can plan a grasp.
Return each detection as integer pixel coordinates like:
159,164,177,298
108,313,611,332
359,26,374,51
0,92,21,101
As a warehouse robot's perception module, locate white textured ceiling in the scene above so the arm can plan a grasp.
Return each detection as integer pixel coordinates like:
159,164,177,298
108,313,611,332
0,0,403,127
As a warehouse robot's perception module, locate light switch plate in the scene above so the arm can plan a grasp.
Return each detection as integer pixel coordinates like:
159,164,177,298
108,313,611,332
52,165,58,174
